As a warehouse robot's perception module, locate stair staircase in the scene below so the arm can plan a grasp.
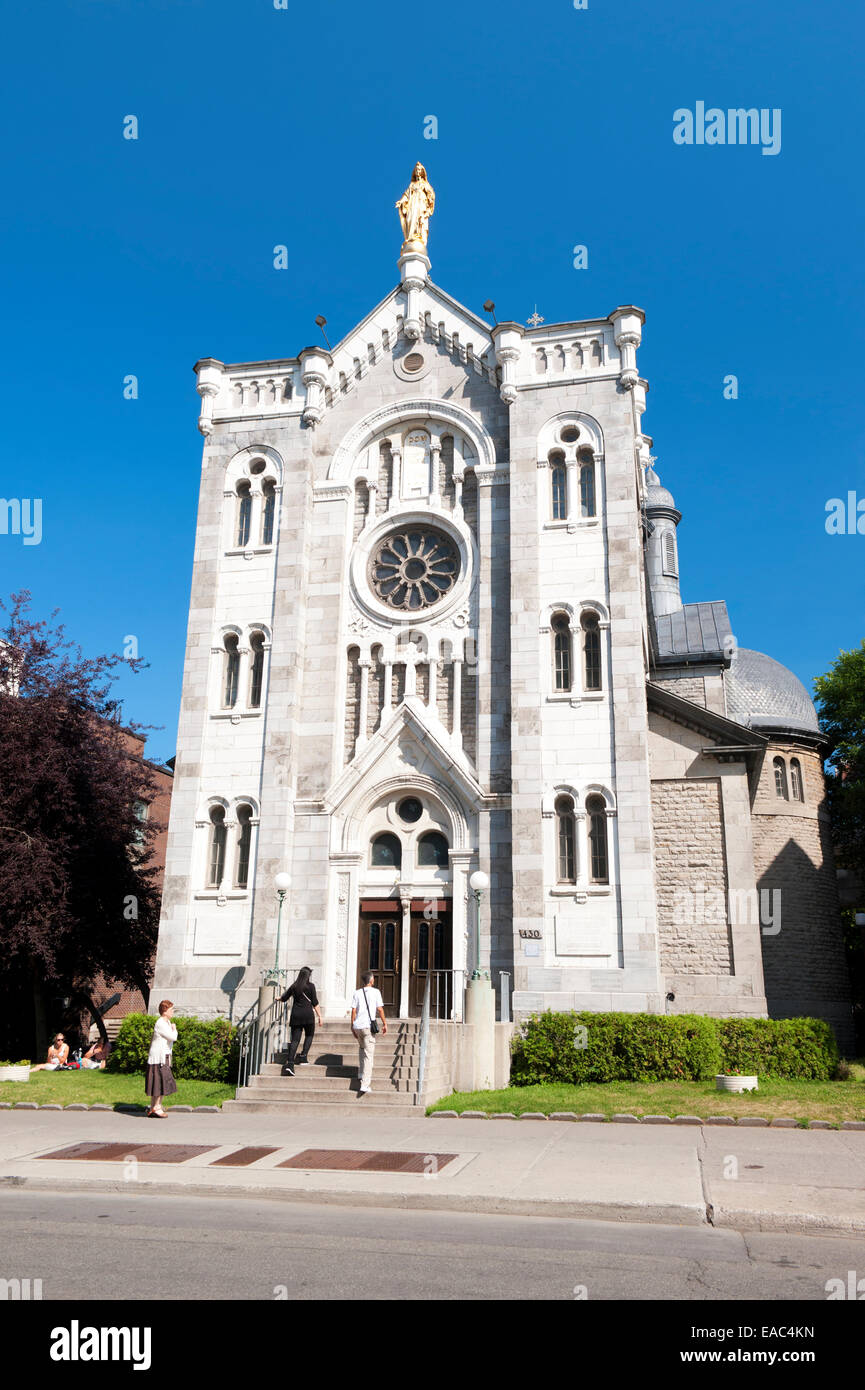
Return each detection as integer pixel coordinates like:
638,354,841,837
223,1020,454,1117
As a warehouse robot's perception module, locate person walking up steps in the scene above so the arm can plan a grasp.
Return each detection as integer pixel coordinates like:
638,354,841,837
350,970,387,1096
279,966,321,1076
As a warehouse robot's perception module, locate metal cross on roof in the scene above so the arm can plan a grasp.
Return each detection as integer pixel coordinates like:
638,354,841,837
527,307,544,328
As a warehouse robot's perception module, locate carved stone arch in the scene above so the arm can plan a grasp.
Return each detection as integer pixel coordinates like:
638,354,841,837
581,783,617,812
197,793,231,826
339,772,471,855
537,410,604,460
577,599,610,625
542,783,580,816
540,600,577,633
230,794,260,822
216,622,243,641
224,444,284,491
328,398,497,482
246,620,273,645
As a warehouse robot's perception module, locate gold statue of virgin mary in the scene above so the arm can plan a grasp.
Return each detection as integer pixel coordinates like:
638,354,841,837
396,163,435,249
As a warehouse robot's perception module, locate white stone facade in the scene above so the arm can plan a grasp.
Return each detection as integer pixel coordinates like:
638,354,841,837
152,233,852,1046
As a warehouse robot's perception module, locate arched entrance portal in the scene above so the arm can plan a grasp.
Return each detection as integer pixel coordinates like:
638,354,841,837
357,800,454,1017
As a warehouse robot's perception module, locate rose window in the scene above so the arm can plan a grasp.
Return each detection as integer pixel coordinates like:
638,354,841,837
370,528,459,611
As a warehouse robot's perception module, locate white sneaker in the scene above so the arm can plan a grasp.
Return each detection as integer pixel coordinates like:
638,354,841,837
359,1087,370,1094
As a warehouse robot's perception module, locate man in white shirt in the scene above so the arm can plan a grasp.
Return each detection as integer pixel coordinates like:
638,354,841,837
350,970,387,1094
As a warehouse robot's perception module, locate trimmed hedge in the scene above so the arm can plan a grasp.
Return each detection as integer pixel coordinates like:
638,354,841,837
717,1017,839,1080
510,1011,839,1086
108,1014,239,1084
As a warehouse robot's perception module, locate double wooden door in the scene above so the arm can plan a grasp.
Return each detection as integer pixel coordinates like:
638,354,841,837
357,900,452,1018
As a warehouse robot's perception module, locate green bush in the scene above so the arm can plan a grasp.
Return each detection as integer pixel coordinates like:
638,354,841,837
109,1014,239,1084
510,1011,721,1086
717,1017,839,1080
510,1011,840,1086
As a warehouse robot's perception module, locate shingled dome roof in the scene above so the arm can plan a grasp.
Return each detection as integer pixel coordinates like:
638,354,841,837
724,648,820,735
644,465,677,512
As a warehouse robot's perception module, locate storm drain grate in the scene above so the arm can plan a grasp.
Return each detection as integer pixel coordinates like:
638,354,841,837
36,1142,218,1164
277,1148,459,1173
210,1146,280,1167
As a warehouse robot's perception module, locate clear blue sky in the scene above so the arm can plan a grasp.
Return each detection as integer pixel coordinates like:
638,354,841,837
1,0,862,764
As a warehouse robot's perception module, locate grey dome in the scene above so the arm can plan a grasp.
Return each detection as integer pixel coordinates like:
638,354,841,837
644,464,678,512
724,648,820,735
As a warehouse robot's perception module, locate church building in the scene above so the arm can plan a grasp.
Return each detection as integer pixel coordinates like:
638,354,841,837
152,165,852,1048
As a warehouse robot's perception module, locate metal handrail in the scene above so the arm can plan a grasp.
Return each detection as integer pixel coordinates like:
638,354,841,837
415,969,432,1101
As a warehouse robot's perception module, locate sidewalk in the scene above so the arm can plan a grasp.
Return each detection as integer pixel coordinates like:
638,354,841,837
1,1108,864,1237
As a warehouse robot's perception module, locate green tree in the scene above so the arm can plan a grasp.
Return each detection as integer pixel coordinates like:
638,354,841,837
0,592,163,1060
815,639,865,887
815,639,865,1049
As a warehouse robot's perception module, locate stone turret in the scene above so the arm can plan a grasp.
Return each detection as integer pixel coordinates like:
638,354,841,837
645,464,682,617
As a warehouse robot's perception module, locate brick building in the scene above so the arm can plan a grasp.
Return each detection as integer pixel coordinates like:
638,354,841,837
151,170,853,1048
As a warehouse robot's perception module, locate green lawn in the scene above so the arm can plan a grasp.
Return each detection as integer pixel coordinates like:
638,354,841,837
428,1070,865,1125
0,1071,234,1110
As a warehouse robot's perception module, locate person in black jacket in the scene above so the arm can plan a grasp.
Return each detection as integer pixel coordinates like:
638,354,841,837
279,966,322,1076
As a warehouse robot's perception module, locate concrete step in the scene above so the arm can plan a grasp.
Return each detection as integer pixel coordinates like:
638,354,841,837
222,1099,426,1117
237,1084,427,1105
259,1060,451,1079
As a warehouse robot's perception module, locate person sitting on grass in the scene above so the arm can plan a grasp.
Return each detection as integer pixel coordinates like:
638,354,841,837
31,1034,69,1071
81,1038,111,1070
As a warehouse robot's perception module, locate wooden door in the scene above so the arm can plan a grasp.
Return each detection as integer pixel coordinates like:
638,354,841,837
409,902,452,1017
357,906,401,1017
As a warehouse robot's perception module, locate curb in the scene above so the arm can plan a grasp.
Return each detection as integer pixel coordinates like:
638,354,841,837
3,1171,863,1238
0,1172,708,1228
425,1112,865,1130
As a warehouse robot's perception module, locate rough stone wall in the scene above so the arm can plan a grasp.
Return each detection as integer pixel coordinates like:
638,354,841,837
344,646,361,762
651,674,706,707
652,778,733,974
461,666,478,766
752,743,853,1045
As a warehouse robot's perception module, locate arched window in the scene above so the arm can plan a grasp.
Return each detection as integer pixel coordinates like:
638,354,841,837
587,795,609,883
371,833,402,869
550,451,567,519
235,804,253,888
582,613,602,691
132,799,148,848
418,831,449,867
579,451,596,518
663,531,678,576
555,794,576,883
773,757,789,800
207,806,227,887
790,758,804,802
223,635,240,708
249,632,265,709
261,480,276,545
236,482,252,548
552,613,572,692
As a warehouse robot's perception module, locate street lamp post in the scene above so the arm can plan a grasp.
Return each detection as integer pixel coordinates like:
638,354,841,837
269,871,292,983
468,869,489,980
465,867,494,1092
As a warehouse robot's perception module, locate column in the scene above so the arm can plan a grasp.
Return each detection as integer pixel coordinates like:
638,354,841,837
452,656,463,747
429,438,442,509
566,458,579,527
389,448,401,510
575,810,588,897
399,893,412,1018
380,658,393,728
452,470,464,521
236,644,251,711
428,655,438,714
364,480,378,529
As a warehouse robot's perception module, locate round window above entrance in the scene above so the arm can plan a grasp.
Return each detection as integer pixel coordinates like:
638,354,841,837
398,797,423,824
369,527,459,612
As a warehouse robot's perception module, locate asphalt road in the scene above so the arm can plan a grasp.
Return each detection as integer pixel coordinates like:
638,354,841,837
1,1191,864,1301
